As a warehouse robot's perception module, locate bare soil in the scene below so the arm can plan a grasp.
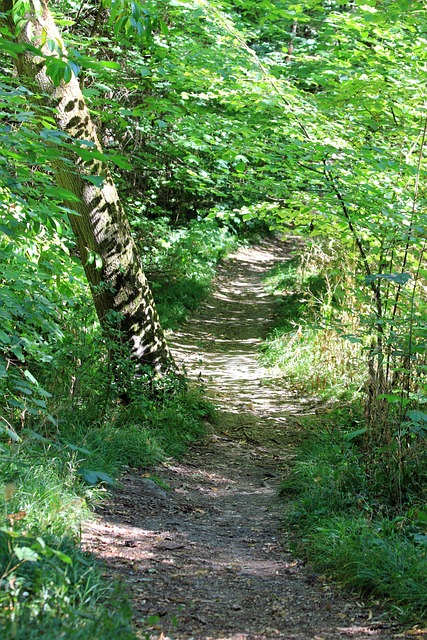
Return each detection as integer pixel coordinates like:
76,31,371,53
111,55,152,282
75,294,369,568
83,238,418,640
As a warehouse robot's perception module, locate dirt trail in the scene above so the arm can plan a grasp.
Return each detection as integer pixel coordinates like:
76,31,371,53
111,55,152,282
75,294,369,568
83,239,404,640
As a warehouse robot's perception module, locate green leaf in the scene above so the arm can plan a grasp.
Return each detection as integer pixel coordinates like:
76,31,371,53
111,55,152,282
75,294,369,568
77,469,115,485
0,420,21,443
23,369,38,385
14,546,39,562
64,443,92,455
159,19,169,36
365,272,412,286
52,548,73,564
342,334,363,344
413,511,427,525
407,410,427,424
82,175,105,188
108,153,133,170
342,427,367,441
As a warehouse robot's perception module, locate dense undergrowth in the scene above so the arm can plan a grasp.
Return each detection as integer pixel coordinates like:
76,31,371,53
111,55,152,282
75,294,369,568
135,215,241,329
264,238,427,623
0,216,233,639
261,240,364,402
281,413,427,622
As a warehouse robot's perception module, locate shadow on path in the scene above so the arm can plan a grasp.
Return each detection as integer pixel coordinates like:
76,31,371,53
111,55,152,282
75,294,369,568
83,238,407,640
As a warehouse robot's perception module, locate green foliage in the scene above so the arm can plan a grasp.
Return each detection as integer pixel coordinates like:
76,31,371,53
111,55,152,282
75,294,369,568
306,516,427,619
268,235,427,618
2,0,427,628
0,527,135,639
264,236,427,508
135,216,240,280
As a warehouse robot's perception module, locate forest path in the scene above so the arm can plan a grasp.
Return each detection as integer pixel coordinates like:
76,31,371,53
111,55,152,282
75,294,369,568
83,239,402,640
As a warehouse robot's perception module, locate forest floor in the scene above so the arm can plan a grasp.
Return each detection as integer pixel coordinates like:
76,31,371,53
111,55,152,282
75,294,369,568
83,238,413,640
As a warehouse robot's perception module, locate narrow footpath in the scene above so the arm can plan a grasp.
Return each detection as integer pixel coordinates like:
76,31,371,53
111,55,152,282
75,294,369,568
83,239,405,640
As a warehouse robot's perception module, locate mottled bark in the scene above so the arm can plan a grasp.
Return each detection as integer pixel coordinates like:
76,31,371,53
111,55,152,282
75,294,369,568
1,0,176,378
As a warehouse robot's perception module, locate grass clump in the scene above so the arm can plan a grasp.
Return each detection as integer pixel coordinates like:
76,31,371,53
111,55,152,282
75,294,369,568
305,515,427,615
0,531,135,640
262,326,362,400
0,434,135,639
282,410,427,622
78,387,215,473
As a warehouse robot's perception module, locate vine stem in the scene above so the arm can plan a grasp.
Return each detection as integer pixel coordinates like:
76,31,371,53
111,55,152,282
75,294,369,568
390,110,427,323
385,109,427,383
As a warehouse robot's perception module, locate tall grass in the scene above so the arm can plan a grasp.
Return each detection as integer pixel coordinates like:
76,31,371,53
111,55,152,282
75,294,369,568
264,237,427,622
282,416,427,621
0,435,135,639
261,242,364,401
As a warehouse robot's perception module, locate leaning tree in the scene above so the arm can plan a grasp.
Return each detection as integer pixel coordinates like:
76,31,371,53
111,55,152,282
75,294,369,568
0,0,176,386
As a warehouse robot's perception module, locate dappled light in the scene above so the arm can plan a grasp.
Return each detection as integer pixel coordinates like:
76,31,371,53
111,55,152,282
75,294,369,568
82,244,400,640
171,241,319,419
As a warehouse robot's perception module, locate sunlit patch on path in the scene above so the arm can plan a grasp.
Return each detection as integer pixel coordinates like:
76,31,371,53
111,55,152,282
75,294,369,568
82,239,408,640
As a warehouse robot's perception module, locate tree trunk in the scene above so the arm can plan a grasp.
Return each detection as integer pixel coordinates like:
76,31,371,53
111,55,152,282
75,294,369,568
1,0,176,381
